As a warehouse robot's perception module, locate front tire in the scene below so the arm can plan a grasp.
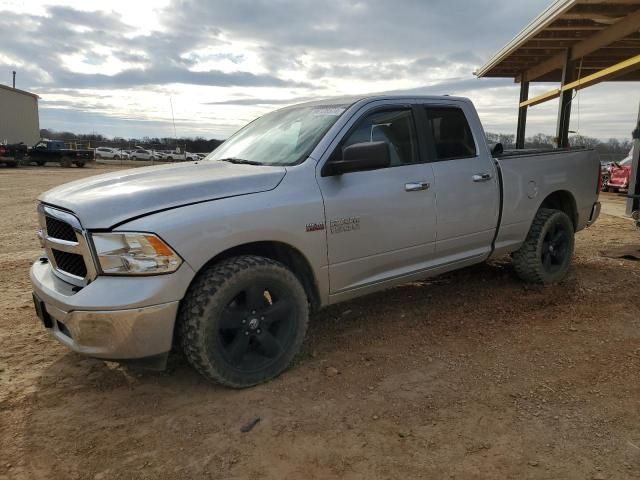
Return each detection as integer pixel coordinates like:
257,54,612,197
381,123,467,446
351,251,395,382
179,255,309,388
512,208,574,284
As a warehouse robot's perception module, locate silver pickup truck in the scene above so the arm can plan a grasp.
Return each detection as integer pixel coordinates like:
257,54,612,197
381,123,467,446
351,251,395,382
30,95,601,387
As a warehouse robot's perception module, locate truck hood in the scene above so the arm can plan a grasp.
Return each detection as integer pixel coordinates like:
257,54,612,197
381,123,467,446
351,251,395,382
39,161,286,228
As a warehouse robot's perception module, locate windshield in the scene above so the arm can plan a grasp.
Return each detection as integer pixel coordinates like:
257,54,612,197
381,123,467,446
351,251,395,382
206,104,348,166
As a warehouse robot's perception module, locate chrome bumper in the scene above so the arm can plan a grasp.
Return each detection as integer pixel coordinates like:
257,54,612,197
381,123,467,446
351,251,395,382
36,300,179,359
30,260,189,360
588,201,601,226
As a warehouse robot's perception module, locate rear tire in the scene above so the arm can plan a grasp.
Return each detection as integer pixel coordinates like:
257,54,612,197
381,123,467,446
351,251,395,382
512,208,574,284
179,255,309,388
36,160,45,166
74,161,86,168
60,157,72,168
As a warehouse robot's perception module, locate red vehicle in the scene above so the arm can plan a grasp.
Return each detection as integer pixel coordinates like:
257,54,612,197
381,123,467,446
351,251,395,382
605,155,632,192
0,143,28,167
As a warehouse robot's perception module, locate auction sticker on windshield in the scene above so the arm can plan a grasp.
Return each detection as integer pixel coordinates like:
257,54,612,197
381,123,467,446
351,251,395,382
312,107,345,116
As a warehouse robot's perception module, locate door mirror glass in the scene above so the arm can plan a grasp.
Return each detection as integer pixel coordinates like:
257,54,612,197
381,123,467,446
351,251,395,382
323,141,390,176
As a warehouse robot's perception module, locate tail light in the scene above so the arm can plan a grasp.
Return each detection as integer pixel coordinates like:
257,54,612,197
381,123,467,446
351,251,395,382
596,165,602,194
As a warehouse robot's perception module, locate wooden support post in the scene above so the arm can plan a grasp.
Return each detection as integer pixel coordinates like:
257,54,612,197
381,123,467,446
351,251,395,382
516,76,529,149
556,49,575,148
625,102,640,216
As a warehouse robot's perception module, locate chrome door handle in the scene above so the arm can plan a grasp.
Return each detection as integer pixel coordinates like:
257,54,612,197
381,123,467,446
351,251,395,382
405,181,430,192
472,173,492,182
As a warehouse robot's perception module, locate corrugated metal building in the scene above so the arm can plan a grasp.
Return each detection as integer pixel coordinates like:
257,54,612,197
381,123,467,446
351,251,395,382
0,83,40,145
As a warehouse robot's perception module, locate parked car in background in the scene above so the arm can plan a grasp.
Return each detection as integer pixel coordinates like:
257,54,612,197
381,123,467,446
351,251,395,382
28,139,93,167
605,152,632,192
129,148,155,161
94,147,123,160
163,150,186,161
0,142,28,167
600,160,615,190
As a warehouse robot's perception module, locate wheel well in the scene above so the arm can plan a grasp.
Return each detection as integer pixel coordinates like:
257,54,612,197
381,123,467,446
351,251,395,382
539,190,578,228
203,241,320,312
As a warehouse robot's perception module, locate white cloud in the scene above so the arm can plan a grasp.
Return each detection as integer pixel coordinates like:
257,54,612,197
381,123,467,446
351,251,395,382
0,0,637,140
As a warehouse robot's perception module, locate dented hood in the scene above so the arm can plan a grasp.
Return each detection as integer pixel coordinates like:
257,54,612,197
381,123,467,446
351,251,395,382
39,161,286,228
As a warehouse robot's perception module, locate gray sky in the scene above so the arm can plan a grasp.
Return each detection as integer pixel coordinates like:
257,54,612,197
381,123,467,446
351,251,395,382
0,0,637,140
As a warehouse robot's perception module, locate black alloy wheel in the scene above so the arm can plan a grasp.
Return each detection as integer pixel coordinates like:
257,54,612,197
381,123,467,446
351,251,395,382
180,255,309,387
541,221,570,274
512,208,575,284
217,283,297,371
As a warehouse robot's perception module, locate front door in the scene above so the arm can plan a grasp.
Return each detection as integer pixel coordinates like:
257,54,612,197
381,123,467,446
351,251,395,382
317,106,438,295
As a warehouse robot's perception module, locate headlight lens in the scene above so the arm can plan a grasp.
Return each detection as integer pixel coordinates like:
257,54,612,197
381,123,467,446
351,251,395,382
91,232,182,275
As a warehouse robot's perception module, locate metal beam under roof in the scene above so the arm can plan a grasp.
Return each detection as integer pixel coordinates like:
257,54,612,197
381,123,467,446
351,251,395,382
475,0,640,82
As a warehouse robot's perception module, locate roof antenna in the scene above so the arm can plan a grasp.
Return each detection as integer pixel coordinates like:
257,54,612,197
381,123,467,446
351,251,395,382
12,70,16,88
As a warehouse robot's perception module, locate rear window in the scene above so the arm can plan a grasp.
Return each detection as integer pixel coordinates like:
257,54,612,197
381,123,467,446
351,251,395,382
425,107,477,160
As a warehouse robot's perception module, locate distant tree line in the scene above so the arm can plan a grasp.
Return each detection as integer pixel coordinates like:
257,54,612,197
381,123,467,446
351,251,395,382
39,129,224,153
39,128,632,160
486,132,633,160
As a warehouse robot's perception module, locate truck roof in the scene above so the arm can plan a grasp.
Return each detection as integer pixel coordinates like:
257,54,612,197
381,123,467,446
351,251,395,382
290,94,471,109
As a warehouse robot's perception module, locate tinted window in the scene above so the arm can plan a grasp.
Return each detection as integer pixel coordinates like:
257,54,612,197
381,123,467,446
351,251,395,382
341,109,418,166
425,107,476,160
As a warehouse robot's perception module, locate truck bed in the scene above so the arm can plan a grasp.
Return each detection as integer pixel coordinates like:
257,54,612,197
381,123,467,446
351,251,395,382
492,147,599,256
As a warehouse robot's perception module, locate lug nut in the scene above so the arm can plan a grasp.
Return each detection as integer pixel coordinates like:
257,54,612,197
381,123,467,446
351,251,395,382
257,329,261,334
260,316,264,320
242,319,246,324
244,331,249,336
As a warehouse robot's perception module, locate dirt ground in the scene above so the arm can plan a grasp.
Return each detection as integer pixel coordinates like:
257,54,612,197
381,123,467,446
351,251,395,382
1,165,639,480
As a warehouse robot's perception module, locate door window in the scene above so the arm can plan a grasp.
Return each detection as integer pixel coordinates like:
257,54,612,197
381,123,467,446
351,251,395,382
339,109,418,167
425,107,477,160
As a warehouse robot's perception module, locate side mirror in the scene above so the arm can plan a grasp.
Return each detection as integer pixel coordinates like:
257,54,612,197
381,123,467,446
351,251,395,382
322,141,390,176
489,142,504,155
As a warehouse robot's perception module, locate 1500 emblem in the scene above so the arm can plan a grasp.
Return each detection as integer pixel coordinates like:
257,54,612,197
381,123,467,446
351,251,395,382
330,217,360,234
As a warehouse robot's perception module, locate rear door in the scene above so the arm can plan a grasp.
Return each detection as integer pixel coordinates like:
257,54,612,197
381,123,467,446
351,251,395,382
317,103,437,295
416,101,500,262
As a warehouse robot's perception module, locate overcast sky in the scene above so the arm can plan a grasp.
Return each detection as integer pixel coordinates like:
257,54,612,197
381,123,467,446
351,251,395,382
0,0,637,140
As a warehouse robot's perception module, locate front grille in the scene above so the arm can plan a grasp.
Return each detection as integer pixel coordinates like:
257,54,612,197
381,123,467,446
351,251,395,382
52,250,88,278
40,205,96,287
46,216,77,242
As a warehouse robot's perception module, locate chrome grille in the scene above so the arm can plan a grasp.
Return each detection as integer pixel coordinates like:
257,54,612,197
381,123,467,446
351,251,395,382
38,205,97,287
45,216,76,242
52,250,88,278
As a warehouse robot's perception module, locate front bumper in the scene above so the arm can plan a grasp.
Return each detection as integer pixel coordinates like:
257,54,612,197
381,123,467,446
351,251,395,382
588,201,601,226
30,259,193,360
35,299,179,359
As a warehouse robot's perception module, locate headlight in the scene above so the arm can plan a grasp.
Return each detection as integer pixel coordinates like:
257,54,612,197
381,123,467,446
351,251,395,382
91,232,182,275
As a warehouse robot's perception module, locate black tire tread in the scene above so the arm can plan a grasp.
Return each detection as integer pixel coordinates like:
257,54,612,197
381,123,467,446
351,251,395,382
179,255,309,388
512,208,574,284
